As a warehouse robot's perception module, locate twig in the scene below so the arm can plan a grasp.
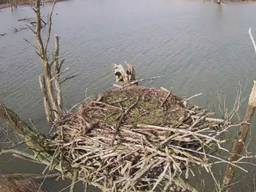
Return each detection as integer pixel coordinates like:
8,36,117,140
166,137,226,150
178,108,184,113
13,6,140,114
184,93,203,102
69,170,78,192
249,28,256,54
45,0,56,51
161,90,171,107
111,97,140,145
60,74,78,84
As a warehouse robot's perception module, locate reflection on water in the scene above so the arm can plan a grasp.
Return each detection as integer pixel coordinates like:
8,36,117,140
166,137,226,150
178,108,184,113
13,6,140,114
1,0,256,191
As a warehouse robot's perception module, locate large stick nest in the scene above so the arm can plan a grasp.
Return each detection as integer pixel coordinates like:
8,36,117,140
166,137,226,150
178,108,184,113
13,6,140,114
53,85,228,191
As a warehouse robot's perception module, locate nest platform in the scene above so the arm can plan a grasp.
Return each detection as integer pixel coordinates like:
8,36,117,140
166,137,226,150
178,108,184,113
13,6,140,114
53,85,227,192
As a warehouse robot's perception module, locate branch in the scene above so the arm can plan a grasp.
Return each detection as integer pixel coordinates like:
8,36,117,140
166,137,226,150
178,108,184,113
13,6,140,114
222,81,256,190
0,103,52,154
34,0,63,122
53,36,63,109
249,28,256,54
45,0,57,51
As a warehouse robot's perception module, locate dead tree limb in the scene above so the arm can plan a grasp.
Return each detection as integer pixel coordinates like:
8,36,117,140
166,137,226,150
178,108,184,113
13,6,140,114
249,28,256,54
34,0,63,123
39,74,52,123
53,36,63,109
0,104,52,154
222,81,256,190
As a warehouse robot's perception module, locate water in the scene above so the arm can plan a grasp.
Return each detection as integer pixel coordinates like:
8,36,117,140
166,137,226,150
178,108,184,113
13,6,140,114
1,0,256,191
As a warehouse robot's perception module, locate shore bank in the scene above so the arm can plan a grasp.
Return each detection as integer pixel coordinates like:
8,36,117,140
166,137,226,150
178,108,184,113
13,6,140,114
0,0,65,9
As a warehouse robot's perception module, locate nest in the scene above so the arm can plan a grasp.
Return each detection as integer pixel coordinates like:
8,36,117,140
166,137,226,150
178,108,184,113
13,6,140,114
53,85,227,192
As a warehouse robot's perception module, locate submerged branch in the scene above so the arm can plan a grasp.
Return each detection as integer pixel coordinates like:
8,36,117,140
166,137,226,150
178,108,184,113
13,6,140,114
0,104,53,155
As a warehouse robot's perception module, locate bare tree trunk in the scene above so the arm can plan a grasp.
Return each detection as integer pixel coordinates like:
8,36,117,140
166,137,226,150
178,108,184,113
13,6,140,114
222,81,256,190
34,0,63,123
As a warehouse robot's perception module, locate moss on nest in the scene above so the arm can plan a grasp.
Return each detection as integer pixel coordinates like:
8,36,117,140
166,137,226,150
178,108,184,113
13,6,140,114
101,86,185,126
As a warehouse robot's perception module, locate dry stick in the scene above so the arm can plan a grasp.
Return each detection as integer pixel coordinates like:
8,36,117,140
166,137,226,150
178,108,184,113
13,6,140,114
249,28,256,54
222,81,256,190
184,93,203,102
111,97,140,145
113,76,161,88
53,36,63,110
161,90,171,107
191,115,225,123
34,0,46,59
39,74,52,122
45,0,56,52
84,182,88,192
69,169,78,192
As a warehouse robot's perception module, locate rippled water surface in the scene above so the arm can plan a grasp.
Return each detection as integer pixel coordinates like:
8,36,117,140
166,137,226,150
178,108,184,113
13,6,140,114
1,0,256,191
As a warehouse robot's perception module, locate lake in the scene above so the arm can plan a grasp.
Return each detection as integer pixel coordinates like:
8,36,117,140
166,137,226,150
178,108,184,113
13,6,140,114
1,0,256,191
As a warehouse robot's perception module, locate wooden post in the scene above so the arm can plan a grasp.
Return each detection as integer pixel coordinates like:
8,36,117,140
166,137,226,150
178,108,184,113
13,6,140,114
222,81,256,190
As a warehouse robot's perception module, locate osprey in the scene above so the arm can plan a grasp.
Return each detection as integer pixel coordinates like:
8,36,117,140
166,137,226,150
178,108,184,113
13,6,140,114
113,64,136,83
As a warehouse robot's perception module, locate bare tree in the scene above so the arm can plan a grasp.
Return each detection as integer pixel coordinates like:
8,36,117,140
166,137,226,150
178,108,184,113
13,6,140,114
33,0,63,123
222,28,256,191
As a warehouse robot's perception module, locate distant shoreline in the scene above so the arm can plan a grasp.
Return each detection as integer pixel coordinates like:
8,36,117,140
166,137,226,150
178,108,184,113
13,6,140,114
0,0,65,9
0,0,255,10
208,0,256,3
